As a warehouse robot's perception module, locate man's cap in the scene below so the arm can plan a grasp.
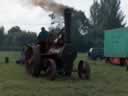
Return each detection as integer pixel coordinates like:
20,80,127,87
41,27,45,31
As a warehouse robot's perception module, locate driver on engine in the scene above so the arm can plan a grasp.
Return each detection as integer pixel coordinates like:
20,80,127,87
37,27,49,53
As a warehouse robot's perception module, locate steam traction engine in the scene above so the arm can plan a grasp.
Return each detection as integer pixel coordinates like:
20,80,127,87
24,8,91,80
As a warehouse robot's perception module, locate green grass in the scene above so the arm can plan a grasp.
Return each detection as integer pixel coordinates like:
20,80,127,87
0,52,128,96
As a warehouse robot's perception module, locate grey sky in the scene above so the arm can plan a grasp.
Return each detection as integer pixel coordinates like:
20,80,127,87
0,0,128,33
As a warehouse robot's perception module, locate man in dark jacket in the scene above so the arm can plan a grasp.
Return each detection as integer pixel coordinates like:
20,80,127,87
37,27,49,53
37,27,49,42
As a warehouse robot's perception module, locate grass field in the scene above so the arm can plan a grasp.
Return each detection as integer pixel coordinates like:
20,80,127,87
0,51,128,96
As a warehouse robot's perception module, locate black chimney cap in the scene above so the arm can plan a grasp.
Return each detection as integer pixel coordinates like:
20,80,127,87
64,8,73,15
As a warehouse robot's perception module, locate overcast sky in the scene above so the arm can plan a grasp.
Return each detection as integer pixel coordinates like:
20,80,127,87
0,0,128,33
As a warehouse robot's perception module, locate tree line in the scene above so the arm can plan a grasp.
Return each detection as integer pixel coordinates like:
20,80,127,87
0,26,37,51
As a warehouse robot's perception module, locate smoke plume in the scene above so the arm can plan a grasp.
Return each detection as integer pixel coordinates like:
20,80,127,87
32,0,67,15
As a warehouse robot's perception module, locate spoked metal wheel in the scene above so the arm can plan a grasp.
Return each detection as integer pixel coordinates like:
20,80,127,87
46,59,56,80
78,60,91,80
24,46,33,74
25,57,41,78
25,45,41,77
25,58,33,74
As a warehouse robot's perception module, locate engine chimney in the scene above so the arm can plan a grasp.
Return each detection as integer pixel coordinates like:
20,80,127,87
64,8,72,44
63,8,77,77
